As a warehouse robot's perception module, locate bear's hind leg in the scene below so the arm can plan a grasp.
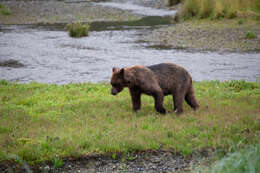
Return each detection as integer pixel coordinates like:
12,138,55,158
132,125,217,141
152,91,166,114
185,86,199,110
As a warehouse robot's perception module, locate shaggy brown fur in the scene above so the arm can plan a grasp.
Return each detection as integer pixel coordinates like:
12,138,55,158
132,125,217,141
110,63,199,114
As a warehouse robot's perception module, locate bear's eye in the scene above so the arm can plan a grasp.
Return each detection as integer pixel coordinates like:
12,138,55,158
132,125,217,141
113,83,122,89
113,84,120,88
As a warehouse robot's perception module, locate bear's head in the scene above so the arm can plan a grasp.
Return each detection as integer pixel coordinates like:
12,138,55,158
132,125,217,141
110,67,135,95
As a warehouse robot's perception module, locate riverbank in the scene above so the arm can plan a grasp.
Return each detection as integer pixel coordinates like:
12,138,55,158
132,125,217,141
141,19,260,52
1,1,260,52
0,0,143,25
0,80,260,172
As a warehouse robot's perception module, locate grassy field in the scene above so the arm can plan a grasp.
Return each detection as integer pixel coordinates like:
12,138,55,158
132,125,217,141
0,80,260,165
176,0,260,20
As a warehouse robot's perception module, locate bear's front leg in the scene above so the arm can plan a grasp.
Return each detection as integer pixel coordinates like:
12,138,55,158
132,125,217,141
130,88,141,112
152,91,166,114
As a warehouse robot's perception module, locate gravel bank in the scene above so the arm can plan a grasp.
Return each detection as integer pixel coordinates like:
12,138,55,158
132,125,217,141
0,150,210,173
0,0,143,24
141,19,260,52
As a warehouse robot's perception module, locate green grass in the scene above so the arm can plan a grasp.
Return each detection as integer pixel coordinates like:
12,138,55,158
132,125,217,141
0,80,260,165
67,22,90,38
0,4,11,15
52,157,64,169
176,0,260,20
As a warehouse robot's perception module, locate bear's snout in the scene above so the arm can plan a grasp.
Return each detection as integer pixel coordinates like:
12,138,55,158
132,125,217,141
111,88,118,95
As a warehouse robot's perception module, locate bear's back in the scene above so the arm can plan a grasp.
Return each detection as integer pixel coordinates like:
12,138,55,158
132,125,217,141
147,63,191,94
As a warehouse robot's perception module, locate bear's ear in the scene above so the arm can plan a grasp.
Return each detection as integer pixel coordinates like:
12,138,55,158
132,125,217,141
119,68,124,76
112,67,119,72
112,67,116,72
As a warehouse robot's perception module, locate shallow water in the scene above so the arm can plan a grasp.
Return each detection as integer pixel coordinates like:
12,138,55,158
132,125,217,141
0,24,259,84
97,2,176,16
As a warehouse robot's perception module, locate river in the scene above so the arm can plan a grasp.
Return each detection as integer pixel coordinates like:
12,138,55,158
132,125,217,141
0,1,259,84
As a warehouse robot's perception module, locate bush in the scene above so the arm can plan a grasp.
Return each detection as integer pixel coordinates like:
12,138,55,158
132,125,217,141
67,22,90,38
245,31,256,39
0,80,8,86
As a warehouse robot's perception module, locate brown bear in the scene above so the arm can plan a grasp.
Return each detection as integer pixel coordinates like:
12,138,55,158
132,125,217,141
110,63,199,114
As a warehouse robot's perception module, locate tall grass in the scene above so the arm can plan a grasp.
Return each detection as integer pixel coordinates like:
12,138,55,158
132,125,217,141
0,80,260,164
177,0,260,20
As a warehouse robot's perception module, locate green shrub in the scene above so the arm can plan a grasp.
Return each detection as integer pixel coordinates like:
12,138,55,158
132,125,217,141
238,19,244,24
0,4,11,15
67,22,90,38
245,31,256,39
0,80,9,85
